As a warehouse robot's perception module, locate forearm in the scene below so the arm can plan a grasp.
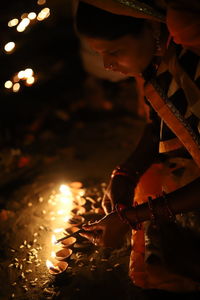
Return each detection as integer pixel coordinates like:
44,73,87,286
126,176,200,223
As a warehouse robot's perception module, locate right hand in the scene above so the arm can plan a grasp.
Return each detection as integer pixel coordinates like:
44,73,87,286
80,211,130,248
102,175,136,214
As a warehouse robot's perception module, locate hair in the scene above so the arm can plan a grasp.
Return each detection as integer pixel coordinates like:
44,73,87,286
75,2,147,40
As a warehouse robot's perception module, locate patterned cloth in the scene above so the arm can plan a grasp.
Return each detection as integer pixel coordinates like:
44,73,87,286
152,46,200,154
128,1,200,291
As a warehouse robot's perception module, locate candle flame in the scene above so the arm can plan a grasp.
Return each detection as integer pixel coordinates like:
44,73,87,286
59,184,72,197
46,259,54,269
63,215,71,222
53,228,63,233
51,251,56,259
51,235,57,245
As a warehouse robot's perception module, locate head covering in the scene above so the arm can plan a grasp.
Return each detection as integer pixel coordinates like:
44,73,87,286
79,0,165,22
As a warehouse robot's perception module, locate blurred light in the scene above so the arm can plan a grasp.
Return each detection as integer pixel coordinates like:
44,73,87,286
37,8,50,21
17,70,25,79
17,18,30,32
20,18,30,27
26,76,35,85
37,0,46,5
17,25,25,32
53,228,64,233
51,235,57,245
28,12,36,20
8,18,19,27
4,42,15,52
46,259,53,269
4,81,13,89
13,83,20,92
24,68,33,78
59,184,72,197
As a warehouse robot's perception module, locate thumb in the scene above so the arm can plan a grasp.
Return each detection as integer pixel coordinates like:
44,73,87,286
82,222,102,231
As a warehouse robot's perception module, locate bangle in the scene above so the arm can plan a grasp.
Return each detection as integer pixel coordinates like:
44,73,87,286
162,192,176,222
147,194,176,225
111,166,139,183
147,196,157,227
115,203,141,231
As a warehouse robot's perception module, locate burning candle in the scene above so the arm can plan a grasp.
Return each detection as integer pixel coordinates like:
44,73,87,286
46,260,68,275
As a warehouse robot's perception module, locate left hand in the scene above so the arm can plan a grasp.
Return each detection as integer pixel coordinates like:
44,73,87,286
79,211,130,248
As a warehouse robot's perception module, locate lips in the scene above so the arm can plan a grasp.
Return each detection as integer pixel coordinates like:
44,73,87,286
112,68,128,75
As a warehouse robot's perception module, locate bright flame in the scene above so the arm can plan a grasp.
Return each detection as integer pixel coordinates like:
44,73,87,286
26,76,35,85
4,81,13,89
37,8,50,21
63,215,71,222
51,251,56,259
17,18,30,32
24,68,33,78
57,210,64,215
51,235,57,245
18,71,25,79
13,83,20,92
4,42,15,52
28,12,36,20
46,259,54,269
59,184,72,197
8,18,19,27
53,228,64,233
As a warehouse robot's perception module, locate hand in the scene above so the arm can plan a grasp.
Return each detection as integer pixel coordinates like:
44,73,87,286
102,175,135,215
79,211,130,248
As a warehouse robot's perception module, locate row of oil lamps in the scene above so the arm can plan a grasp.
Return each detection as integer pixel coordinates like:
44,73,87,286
46,183,86,275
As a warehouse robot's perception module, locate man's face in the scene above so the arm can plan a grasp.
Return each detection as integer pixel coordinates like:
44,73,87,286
83,30,156,77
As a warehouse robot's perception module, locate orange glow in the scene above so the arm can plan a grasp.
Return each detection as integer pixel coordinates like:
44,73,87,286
13,83,20,92
8,19,19,27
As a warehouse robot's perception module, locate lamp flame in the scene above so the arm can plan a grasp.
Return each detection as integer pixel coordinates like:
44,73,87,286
46,259,54,269
51,235,57,245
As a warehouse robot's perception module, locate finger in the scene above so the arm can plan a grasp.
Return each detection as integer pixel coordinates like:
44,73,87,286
79,231,101,244
79,232,94,239
82,223,103,231
102,201,112,215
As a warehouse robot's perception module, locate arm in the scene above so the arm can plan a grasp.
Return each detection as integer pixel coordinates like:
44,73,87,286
126,175,200,223
102,122,159,213
166,0,200,55
81,175,200,248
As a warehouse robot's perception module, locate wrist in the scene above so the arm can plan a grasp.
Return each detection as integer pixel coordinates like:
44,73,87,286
111,165,140,185
115,203,141,230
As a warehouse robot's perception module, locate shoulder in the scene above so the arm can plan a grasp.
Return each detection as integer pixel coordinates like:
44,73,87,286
166,1,200,55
